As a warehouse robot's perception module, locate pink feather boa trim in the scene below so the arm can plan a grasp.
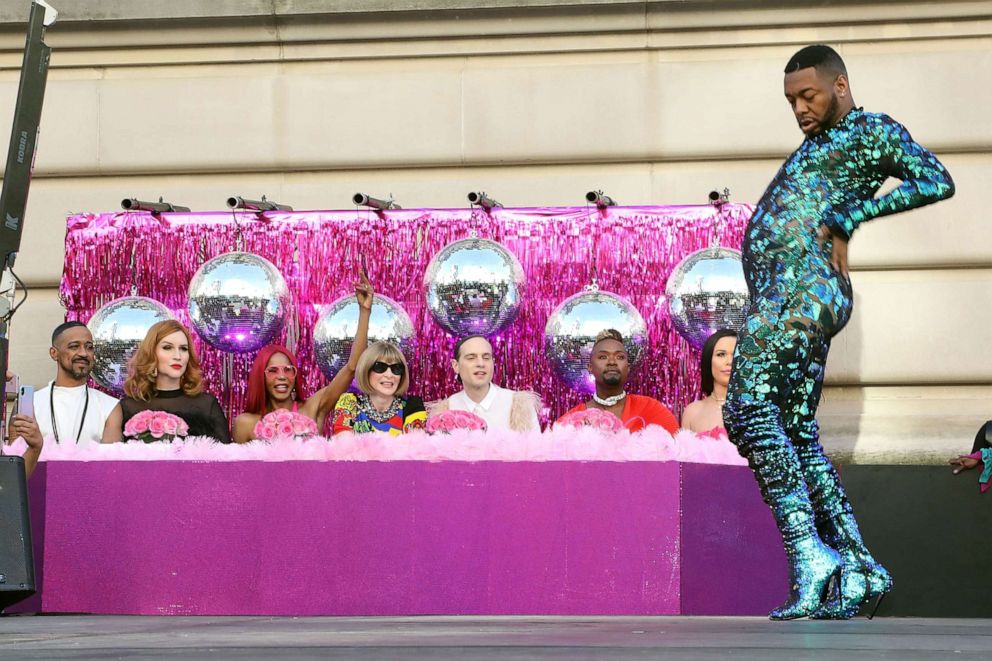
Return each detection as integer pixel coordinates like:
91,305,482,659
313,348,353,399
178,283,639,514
6,427,746,465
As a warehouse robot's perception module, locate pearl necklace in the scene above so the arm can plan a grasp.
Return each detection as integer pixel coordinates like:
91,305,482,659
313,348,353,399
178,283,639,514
592,391,627,407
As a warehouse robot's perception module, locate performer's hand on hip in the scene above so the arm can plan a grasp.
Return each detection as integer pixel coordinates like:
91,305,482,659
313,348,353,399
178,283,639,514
818,225,850,277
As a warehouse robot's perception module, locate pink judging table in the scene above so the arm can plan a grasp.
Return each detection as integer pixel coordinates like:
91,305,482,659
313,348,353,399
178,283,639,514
16,460,787,616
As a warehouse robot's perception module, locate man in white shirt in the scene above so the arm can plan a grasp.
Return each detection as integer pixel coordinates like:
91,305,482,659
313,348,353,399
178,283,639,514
431,335,541,432
33,321,119,443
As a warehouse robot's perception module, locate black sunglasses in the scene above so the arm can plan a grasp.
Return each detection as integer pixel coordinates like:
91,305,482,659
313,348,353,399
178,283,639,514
370,361,405,376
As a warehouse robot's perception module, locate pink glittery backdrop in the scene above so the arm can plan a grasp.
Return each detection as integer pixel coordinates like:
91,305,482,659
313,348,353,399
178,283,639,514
61,205,750,426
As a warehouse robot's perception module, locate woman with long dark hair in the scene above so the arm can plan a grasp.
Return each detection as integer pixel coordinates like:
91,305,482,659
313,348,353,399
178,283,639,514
681,329,737,435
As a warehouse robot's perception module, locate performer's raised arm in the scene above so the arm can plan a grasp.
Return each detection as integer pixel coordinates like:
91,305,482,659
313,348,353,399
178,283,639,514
313,270,373,421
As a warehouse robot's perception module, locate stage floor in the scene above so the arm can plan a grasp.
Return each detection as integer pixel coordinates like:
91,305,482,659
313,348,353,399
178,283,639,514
1,616,990,659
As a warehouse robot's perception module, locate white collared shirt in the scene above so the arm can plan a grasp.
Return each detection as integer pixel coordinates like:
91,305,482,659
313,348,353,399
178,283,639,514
33,382,119,443
448,382,539,432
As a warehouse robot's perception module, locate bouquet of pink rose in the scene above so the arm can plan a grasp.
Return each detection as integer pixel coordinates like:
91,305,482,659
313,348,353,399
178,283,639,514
124,410,190,443
426,410,488,434
555,407,624,432
253,409,319,442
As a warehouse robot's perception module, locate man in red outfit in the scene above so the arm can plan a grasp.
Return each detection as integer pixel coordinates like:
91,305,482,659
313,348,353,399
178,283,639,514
559,329,678,433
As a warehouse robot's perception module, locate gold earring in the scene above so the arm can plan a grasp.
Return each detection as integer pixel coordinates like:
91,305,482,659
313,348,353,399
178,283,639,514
151,367,158,378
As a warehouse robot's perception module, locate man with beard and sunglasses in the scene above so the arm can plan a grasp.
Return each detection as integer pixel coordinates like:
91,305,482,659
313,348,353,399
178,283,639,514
558,329,678,433
32,321,119,443
722,44,954,621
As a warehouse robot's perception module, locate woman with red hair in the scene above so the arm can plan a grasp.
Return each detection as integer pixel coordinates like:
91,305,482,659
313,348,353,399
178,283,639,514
105,319,230,442
232,272,374,442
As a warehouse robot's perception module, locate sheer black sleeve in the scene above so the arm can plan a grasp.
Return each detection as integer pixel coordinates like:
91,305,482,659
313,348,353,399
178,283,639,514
205,394,232,444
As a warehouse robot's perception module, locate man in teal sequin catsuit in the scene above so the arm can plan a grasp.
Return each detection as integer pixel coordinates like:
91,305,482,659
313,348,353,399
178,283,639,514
723,45,955,620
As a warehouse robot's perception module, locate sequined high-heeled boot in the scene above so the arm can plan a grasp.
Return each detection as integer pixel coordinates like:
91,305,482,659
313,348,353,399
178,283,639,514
811,512,892,619
789,434,892,620
725,399,843,620
727,430,842,619
766,500,843,620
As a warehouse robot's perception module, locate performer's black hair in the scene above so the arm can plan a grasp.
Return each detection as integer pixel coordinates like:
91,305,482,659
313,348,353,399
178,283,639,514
784,44,847,77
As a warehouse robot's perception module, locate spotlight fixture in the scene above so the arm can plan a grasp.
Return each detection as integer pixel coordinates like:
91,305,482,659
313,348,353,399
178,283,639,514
226,195,293,212
585,190,617,208
708,188,731,207
353,193,401,211
467,191,501,210
121,197,190,213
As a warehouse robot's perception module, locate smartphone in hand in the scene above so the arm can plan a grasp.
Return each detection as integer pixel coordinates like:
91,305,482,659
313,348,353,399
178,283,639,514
17,384,34,419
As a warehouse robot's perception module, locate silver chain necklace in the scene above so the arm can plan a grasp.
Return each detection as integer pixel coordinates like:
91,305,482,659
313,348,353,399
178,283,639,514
592,391,627,407
360,395,403,423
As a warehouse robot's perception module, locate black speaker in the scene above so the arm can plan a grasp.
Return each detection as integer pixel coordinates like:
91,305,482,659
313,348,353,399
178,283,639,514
0,455,35,611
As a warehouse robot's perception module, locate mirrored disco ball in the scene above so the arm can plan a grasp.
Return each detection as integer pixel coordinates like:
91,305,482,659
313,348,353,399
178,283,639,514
544,288,647,394
665,247,750,349
423,237,525,337
313,294,415,380
187,252,290,353
88,296,174,395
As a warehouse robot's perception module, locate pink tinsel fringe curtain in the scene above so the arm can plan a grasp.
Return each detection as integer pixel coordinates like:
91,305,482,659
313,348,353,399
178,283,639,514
61,205,750,425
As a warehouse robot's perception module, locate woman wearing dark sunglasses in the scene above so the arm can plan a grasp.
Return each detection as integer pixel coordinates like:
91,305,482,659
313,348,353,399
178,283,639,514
332,341,426,435
231,273,374,442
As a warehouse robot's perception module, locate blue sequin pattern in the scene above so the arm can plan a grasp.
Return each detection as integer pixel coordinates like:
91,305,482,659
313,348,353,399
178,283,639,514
724,107,954,619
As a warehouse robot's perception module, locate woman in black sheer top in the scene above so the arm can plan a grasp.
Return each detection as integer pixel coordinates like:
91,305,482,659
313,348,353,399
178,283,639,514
105,320,230,443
